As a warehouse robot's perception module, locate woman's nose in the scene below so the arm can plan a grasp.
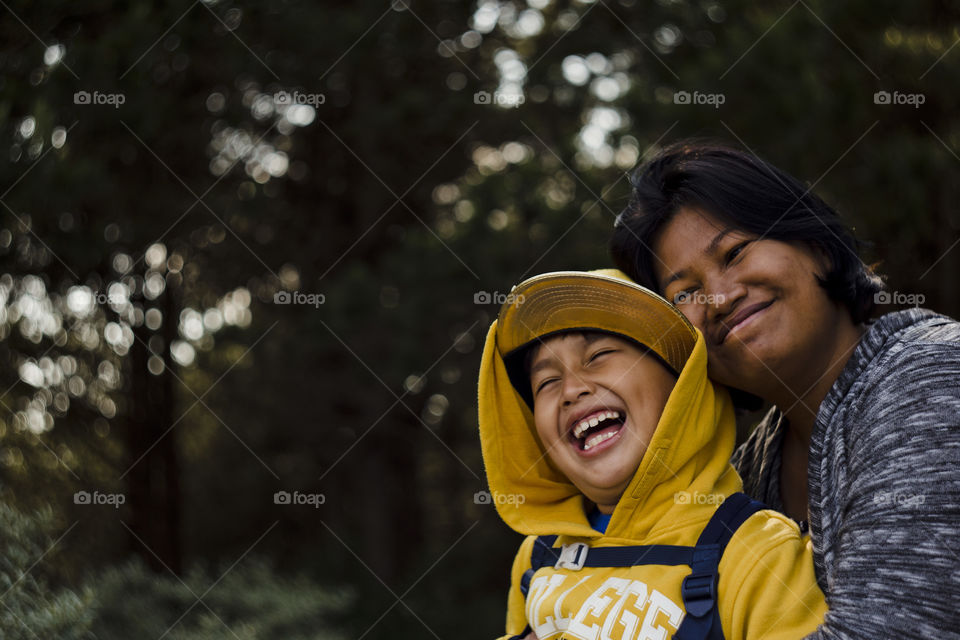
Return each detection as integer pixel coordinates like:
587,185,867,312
705,277,747,325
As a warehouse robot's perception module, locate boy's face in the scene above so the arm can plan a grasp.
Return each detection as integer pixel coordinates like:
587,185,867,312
528,332,676,513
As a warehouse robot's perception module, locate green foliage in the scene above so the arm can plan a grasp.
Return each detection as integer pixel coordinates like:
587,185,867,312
88,558,350,640
0,503,93,639
3,1,960,638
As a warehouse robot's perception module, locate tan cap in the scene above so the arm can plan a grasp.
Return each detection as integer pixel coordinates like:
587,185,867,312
496,269,698,404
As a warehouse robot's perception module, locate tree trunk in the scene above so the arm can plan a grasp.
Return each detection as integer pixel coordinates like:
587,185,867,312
124,283,182,574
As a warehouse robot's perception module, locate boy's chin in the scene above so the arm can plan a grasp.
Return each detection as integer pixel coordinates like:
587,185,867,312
579,479,632,509
582,456,641,486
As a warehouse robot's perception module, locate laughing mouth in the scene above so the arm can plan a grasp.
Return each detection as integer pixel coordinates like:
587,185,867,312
717,300,773,344
568,410,625,451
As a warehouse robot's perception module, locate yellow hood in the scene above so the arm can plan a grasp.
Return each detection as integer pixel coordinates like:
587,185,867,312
478,321,741,542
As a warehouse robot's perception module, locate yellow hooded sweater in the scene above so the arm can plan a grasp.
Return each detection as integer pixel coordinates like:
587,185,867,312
478,322,826,640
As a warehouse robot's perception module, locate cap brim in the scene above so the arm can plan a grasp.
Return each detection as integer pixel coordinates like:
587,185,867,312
496,271,698,404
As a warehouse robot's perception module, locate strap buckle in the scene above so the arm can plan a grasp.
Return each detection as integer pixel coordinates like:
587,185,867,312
554,543,588,571
680,572,717,617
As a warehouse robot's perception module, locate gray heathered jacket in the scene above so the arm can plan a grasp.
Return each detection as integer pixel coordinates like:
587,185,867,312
732,308,960,639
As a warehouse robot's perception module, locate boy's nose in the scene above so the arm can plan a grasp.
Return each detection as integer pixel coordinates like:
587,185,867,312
561,376,593,404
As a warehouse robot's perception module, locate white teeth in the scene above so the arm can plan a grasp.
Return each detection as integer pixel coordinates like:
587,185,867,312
583,429,618,450
573,420,591,439
571,410,622,440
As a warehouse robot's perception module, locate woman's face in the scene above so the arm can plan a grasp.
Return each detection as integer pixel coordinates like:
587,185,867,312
651,207,851,395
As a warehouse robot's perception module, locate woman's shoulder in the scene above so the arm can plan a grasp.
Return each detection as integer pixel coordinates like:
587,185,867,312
863,308,960,375
886,306,960,336
831,309,960,436
833,308,960,386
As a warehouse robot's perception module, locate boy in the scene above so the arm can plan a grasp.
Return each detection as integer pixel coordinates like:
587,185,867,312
478,270,826,640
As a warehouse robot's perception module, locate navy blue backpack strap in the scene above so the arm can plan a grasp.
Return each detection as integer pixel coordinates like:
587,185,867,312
673,492,766,640
514,535,559,640
520,535,697,596
531,541,696,573
520,535,558,596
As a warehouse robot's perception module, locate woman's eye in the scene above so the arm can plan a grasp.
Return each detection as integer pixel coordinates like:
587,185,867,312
725,241,750,264
672,289,697,305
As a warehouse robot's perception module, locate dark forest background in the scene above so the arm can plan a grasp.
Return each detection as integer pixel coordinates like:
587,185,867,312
1,1,958,638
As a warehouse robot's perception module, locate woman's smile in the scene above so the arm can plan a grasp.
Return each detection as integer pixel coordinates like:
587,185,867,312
718,299,774,345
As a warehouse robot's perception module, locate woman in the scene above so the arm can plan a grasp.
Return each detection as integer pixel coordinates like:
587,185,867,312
610,141,960,638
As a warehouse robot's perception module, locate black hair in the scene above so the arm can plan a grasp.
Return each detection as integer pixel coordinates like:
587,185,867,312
610,140,885,325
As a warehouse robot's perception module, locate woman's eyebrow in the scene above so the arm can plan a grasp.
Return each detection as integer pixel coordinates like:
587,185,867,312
706,228,734,255
663,269,686,289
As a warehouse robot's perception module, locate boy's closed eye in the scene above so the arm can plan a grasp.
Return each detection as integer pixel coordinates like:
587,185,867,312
589,348,617,361
530,344,621,397
533,376,558,396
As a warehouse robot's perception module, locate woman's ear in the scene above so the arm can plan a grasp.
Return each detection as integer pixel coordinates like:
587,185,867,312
805,243,833,278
